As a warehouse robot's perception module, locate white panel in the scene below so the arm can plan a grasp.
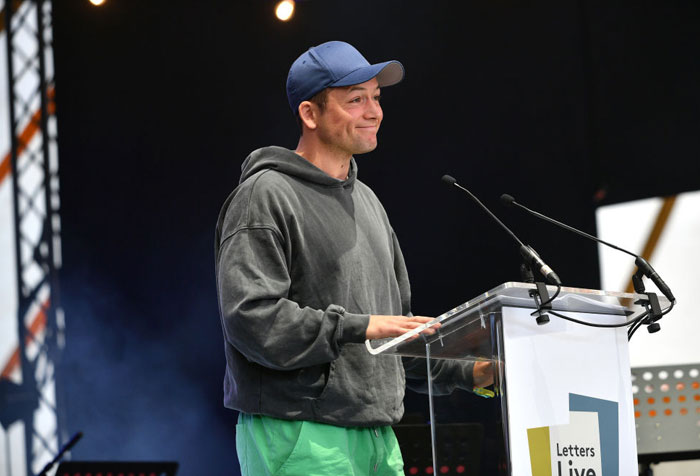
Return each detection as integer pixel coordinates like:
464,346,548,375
650,461,700,476
0,421,27,476
597,190,700,367
1,21,18,368
596,197,662,293
0,181,19,374
0,30,10,157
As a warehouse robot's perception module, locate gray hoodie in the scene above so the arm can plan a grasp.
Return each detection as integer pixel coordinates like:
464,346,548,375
215,146,473,427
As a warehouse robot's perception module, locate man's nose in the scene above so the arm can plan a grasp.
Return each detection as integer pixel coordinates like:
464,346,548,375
365,100,382,120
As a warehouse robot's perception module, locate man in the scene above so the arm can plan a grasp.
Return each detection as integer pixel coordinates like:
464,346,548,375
215,41,492,476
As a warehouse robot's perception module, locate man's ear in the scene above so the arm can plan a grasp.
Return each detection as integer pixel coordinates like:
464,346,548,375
298,101,318,130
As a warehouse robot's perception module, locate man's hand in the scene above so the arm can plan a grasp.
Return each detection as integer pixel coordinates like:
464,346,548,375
366,315,440,340
473,360,495,388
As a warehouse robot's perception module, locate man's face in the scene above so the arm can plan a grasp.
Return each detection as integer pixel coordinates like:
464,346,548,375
315,77,383,157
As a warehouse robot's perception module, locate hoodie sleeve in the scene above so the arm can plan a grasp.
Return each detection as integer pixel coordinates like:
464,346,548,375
216,225,370,371
404,357,476,395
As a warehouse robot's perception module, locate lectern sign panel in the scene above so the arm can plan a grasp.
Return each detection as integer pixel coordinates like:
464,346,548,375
502,306,636,476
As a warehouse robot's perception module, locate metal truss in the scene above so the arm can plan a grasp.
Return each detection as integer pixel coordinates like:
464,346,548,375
2,0,64,474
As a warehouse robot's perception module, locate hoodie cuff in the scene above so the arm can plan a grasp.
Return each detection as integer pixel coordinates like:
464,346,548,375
339,312,371,344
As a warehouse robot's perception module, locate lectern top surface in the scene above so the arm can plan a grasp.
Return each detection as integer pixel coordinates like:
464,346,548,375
365,281,669,356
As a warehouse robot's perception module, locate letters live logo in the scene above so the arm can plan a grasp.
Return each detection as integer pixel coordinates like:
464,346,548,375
527,394,619,476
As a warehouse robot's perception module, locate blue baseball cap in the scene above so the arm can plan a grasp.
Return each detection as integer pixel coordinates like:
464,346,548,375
286,41,404,116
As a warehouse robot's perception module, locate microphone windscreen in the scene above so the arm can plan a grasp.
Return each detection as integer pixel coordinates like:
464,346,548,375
441,174,457,185
500,194,515,206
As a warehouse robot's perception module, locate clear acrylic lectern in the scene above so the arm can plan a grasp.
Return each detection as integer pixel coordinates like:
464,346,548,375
366,282,670,476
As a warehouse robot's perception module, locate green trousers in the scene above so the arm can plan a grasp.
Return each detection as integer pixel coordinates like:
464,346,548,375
236,413,405,476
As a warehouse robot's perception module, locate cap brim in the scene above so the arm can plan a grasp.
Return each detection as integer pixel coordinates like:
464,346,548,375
330,60,404,89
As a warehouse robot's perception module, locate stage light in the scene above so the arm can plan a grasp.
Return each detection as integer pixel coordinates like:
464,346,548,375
89,0,106,5
275,0,295,21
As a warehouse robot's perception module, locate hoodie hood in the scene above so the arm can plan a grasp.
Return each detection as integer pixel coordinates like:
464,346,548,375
240,146,357,187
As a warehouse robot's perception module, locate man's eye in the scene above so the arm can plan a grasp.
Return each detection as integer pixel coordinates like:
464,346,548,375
350,97,362,103
374,95,382,102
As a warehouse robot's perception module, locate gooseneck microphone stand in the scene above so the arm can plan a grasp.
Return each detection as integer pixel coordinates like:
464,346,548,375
500,193,676,338
442,175,561,325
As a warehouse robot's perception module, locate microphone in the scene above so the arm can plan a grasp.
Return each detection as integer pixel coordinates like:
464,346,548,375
441,175,561,285
500,193,675,303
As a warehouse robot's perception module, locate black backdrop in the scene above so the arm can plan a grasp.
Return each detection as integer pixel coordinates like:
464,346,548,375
51,1,699,474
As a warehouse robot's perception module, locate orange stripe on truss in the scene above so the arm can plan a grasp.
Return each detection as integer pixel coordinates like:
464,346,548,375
0,300,49,379
0,1,27,35
0,155,10,184
625,195,677,294
0,87,56,185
